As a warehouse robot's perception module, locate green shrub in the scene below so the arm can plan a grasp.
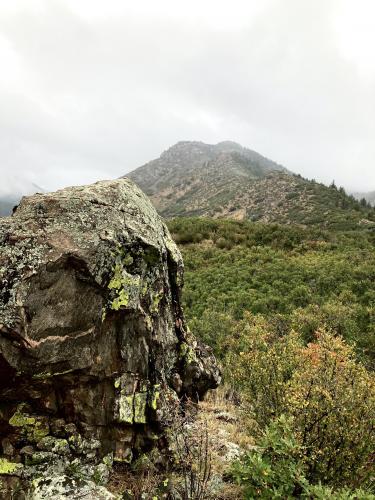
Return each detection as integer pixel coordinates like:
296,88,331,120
227,319,375,489
286,331,375,487
225,313,302,425
216,237,233,249
172,217,375,362
232,415,375,499
167,217,375,492
290,300,361,343
231,415,306,499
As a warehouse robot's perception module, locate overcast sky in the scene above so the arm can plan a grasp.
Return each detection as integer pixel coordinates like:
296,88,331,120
1,0,375,194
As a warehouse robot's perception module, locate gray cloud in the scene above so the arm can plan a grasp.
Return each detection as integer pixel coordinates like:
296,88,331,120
0,0,374,192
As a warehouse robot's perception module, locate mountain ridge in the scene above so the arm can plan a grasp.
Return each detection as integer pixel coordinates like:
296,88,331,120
126,140,286,198
126,141,375,230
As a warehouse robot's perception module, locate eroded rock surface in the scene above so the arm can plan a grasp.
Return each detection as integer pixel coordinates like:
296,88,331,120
0,179,220,498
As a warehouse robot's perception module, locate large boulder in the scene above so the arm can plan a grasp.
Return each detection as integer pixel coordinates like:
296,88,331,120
0,179,220,498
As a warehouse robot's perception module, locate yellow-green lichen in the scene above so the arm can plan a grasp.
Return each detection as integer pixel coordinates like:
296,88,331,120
9,406,49,442
108,263,124,291
123,254,133,266
111,289,129,310
68,433,84,453
179,342,188,358
150,384,161,411
117,390,148,424
118,394,134,424
150,291,163,314
114,378,121,389
138,381,149,393
134,392,147,424
113,453,132,464
31,420,50,442
37,436,69,455
9,406,36,427
68,434,79,445
102,454,113,468
32,372,52,380
108,263,141,311
0,458,23,475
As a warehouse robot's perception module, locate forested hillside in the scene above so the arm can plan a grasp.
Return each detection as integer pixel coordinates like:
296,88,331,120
167,217,375,497
169,217,375,364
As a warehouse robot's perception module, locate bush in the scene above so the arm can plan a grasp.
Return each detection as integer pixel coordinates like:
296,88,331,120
290,301,361,344
225,313,302,426
286,331,375,487
227,317,375,489
188,310,235,357
232,415,375,499
231,415,306,499
216,237,233,249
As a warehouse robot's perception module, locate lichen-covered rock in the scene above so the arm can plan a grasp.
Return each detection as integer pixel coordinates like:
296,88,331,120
0,179,220,498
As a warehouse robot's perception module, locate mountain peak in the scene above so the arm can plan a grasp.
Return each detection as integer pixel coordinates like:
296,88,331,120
126,139,285,194
125,140,286,214
125,140,375,229
215,140,243,151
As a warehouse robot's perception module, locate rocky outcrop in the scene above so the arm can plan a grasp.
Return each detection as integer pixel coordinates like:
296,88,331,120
0,179,220,498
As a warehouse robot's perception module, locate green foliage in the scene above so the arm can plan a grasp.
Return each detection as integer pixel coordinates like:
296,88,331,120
225,313,302,423
228,322,375,490
232,415,375,499
304,484,375,499
231,415,306,499
168,217,375,364
188,310,234,358
286,331,375,487
169,217,375,494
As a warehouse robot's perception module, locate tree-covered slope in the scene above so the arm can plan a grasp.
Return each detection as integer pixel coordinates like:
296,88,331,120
167,217,375,496
168,217,375,365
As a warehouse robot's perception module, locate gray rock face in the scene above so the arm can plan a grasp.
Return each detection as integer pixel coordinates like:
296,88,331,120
0,179,220,497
